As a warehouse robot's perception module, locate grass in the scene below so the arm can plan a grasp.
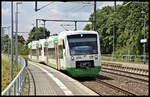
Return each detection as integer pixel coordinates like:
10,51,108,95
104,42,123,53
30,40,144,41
1,54,21,92
101,56,149,65
19,55,28,60
19,55,30,95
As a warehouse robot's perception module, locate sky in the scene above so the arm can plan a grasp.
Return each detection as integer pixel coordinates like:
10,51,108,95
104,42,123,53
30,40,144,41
2,1,123,40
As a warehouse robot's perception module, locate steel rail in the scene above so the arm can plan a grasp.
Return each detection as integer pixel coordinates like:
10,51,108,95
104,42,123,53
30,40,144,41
101,69,149,83
101,67,148,77
95,78,137,96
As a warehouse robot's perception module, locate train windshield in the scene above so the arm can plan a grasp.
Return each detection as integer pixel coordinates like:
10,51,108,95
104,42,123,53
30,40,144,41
67,34,98,55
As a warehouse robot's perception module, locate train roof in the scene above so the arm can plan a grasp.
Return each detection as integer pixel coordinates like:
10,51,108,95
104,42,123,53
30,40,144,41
39,39,46,44
28,30,98,48
31,40,40,48
58,30,98,40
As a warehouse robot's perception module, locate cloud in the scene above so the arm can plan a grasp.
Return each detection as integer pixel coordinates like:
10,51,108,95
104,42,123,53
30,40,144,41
36,2,92,34
2,1,124,40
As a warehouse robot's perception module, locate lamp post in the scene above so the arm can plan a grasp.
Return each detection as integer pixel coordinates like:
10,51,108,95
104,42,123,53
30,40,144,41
112,20,115,60
112,1,116,60
141,10,146,64
15,1,22,72
10,3,14,96
43,20,46,38
93,1,96,31
15,2,22,95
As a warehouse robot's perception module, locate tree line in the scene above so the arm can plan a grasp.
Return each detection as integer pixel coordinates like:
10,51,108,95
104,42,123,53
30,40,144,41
84,1,149,55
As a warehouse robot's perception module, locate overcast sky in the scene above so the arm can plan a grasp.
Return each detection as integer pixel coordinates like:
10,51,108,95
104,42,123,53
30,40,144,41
2,1,123,40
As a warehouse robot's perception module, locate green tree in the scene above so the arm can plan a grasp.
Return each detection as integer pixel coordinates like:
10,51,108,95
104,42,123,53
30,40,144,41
84,1,149,55
1,35,10,53
1,34,29,55
27,27,50,44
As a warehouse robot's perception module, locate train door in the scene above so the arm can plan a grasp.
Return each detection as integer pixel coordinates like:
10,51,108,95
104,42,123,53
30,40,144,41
29,48,32,61
55,42,59,70
45,45,48,65
62,40,66,68
58,40,66,70
36,46,39,63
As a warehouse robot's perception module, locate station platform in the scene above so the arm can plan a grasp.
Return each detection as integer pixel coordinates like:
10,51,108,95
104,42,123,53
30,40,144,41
27,61,98,96
101,61,148,70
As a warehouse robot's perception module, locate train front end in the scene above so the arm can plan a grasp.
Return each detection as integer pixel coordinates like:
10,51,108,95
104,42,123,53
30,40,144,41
65,31,101,77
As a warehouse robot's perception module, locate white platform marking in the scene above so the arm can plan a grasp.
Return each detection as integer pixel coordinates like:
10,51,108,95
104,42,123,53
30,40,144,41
32,63,73,95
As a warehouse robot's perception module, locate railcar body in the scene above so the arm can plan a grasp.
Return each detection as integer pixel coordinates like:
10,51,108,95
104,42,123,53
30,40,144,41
28,30,101,77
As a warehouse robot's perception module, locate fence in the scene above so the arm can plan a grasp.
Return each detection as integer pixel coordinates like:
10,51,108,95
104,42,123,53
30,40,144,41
1,57,27,96
102,54,149,63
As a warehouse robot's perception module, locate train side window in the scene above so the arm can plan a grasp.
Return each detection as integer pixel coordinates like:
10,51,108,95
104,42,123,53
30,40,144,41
63,40,65,49
39,47,42,56
58,44,63,59
48,48,55,59
44,47,46,56
32,49,37,56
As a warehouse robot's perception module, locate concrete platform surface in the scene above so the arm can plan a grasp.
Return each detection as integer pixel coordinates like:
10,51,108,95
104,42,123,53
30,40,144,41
27,61,99,96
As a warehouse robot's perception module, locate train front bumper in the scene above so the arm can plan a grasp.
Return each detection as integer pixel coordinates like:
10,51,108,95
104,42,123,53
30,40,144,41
65,66,101,77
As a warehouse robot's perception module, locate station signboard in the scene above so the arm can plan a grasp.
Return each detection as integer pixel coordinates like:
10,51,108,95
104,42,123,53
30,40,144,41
140,39,147,43
19,36,25,41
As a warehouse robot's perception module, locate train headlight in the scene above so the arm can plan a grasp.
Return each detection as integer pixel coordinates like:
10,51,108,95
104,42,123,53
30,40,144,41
95,55,98,60
71,56,74,60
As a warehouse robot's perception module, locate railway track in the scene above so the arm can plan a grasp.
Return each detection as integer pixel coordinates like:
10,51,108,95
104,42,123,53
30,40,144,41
77,66,149,96
77,76,139,96
99,71,149,95
101,63,149,76
101,68,149,83
102,67,148,77
95,78,137,96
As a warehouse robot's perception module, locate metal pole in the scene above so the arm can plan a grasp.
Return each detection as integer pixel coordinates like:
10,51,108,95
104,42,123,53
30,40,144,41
36,19,38,40
43,20,46,38
143,12,146,64
11,0,14,82
93,1,96,31
15,2,22,95
74,21,77,31
15,2,18,72
112,1,116,60
114,1,116,12
8,27,9,58
36,19,38,28
1,28,2,54
35,1,38,11
113,20,115,60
